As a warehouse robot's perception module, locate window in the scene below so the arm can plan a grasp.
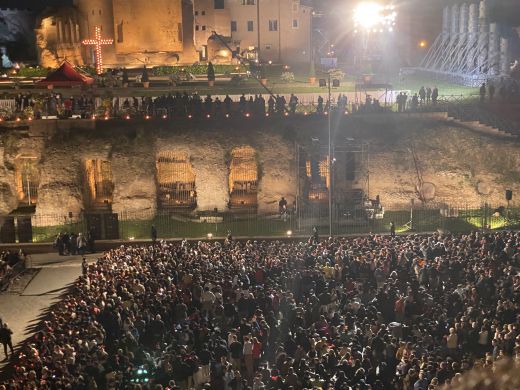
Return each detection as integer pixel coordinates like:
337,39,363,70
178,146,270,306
178,23,183,41
91,10,95,15
292,1,299,12
247,20,254,32
241,0,255,4
231,21,237,32
195,25,199,31
117,21,123,43
268,20,278,31
265,44,271,50
195,10,198,15
202,25,206,31
214,0,225,9
201,10,205,15
99,9,102,15
292,19,299,28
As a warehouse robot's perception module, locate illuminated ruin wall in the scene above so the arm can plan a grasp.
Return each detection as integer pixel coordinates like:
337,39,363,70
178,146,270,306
0,116,520,222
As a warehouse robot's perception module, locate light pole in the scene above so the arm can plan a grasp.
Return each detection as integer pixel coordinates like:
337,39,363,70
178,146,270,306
327,71,332,237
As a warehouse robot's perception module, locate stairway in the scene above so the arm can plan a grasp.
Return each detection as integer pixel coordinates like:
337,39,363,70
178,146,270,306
447,104,520,139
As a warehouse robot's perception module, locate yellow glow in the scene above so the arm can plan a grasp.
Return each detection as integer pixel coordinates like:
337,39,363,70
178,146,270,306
419,40,427,48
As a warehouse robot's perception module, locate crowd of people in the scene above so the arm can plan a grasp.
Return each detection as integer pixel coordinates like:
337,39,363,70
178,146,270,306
53,230,96,256
3,92,319,120
2,230,520,389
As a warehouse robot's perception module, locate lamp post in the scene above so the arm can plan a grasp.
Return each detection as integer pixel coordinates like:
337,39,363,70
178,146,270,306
327,71,332,237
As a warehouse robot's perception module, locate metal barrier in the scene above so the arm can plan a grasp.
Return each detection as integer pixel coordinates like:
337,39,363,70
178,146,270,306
1,203,517,243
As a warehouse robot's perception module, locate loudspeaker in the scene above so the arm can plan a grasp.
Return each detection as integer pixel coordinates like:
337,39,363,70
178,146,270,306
332,79,340,87
506,189,513,201
17,216,33,243
319,79,327,87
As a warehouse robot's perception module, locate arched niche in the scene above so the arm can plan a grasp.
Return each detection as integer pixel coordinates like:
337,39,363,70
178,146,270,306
84,159,114,210
14,155,40,206
306,154,329,202
229,146,258,209
156,151,197,209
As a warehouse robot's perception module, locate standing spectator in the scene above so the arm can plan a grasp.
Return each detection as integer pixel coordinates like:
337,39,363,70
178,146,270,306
77,233,87,255
243,336,254,380
151,225,157,244
419,86,426,104
426,86,432,103
0,323,13,360
480,83,486,102
432,86,439,104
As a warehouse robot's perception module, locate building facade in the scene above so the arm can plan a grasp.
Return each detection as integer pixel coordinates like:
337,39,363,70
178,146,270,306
34,0,311,69
194,0,312,63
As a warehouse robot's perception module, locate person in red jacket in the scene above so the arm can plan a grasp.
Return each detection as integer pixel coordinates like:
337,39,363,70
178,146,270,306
252,336,262,372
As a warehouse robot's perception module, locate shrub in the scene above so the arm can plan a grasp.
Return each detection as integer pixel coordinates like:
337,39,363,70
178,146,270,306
280,71,295,83
152,64,248,76
122,68,129,84
15,67,51,77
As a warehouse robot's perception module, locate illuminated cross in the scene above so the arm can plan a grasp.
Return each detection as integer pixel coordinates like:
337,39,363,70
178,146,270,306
82,26,113,75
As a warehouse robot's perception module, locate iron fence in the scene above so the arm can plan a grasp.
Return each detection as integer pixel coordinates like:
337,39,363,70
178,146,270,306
1,202,518,244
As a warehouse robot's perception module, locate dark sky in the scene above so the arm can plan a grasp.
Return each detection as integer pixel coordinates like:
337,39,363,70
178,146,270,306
0,0,71,10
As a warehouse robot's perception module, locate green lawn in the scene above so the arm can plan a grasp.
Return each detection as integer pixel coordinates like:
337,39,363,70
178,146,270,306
391,74,479,97
28,206,520,243
2,71,478,98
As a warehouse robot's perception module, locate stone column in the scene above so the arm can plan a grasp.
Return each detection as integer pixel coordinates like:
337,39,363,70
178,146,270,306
35,148,84,223
488,23,499,75
499,37,510,76
111,149,157,217
467,3,478,70
257,134,297,213
191,140,229,211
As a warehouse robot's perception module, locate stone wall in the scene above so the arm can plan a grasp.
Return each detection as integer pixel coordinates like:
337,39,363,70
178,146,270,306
0,115,519,225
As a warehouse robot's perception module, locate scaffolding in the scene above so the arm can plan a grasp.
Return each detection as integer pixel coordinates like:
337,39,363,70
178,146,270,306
297,139,369,212
418,1,510,86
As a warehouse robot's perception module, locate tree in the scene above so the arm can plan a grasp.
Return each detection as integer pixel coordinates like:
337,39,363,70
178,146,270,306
207,62,215,82
122,68,129,84
309,61,316,78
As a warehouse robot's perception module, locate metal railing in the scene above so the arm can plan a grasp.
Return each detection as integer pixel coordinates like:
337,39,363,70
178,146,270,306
1,203,517,244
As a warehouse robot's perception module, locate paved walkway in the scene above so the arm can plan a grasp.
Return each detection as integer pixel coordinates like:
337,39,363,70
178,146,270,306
0,253,97,370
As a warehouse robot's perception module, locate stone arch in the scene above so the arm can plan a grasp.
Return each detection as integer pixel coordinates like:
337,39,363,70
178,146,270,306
14,155,39,206
84,159,114,210
228,145,258,209
156,151,196,209
306,154,329,202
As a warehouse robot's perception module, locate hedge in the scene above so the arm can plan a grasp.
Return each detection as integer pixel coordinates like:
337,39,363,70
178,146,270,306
152,64,248,76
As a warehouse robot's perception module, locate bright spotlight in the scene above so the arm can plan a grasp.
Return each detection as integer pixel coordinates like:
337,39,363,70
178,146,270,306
353,2,397,31
286,230,293,237
207,233,213,239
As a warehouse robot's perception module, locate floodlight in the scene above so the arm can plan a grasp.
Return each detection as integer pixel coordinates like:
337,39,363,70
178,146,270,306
353,2,397,31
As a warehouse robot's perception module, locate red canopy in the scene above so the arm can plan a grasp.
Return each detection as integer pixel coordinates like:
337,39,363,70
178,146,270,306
38,61,94,86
